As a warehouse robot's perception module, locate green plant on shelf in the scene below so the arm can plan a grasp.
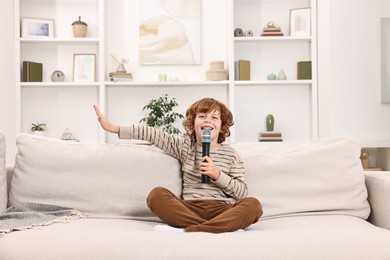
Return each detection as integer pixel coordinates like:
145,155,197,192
31,122,46,132
139,94,184,135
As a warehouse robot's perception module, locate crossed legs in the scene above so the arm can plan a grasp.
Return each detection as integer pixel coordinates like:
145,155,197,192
147,187,262,233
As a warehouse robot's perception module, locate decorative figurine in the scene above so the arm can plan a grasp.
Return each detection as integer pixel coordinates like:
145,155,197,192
244,30,253,37
278,69,287,80
266,114,274,132
111,54,129,73
267,73,277,80
234,28,244,37
72,16,88,38
360,149,370,169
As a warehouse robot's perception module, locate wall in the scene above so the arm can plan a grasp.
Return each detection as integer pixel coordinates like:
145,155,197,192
318,0,390,146
1,0,390,166
0,0,16,166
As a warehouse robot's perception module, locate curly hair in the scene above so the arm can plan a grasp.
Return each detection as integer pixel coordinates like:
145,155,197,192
182,98,234,144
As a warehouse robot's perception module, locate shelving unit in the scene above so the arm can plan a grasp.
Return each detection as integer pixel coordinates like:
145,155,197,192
228,0,317,143
15,0,318,144
14,0,105,142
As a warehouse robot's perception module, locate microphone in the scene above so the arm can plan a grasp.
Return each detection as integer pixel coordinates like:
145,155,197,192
201,128,211,183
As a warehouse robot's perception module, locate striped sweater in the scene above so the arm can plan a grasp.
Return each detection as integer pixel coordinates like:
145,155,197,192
119,125,248,203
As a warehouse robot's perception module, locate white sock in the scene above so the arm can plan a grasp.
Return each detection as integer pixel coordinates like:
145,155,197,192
235,229,245,232
153,224,185,233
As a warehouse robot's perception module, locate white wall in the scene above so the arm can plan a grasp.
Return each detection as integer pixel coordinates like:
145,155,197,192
318,0,390,145
2,0,390,166
0,0,16,166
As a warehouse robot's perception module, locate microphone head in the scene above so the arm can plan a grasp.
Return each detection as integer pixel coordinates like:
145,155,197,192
201,128,211,143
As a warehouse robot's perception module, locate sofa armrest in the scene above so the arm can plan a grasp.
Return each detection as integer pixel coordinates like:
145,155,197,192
364,171,390,230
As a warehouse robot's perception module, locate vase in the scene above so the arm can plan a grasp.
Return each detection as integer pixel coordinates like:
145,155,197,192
266,114,274,132
278,69,287,80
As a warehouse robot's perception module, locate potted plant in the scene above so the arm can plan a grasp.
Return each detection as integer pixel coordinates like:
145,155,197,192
140,94,184,135
31,122,46,136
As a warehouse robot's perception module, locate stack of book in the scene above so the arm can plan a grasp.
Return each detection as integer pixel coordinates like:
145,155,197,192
261,26,284,37
109,72,133,82
259,132,283,142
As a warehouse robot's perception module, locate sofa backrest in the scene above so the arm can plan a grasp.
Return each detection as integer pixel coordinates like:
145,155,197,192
0,132,6,213
9,134,370,221
235,138,370,220
9,134,182,220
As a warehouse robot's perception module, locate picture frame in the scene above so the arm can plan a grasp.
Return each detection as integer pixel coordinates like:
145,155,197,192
21,18,55,38
73,54,96,82
290,8,311,37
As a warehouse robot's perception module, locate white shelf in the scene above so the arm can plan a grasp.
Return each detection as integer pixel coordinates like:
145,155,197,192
234,36,312,42
105,81,230,87
234,80,312,86
20,82,100,87
20,38,100,44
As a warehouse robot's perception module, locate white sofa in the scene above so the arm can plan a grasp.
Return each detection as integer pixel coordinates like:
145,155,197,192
1,133,390,260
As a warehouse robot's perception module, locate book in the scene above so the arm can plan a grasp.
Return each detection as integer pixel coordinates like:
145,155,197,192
297,61,312,80
235,60,250,80
109,72,133,77
259,139,283,142
110,76,134,82
22,61,43,82
109,71,133,81
261,32,284,37
259,132,282,138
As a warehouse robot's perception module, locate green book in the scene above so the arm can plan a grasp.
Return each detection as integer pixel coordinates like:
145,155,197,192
297,61,312,80
22,61,43,82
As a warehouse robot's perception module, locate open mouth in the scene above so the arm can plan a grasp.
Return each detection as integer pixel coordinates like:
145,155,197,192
201,126,213,131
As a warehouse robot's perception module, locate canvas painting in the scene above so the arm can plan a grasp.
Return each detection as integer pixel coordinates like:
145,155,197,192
139,0,201,65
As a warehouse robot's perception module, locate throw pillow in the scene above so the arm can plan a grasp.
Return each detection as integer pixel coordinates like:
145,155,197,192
9,134,182,220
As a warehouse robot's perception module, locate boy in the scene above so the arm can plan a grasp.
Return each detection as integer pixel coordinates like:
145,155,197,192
93,98,262,233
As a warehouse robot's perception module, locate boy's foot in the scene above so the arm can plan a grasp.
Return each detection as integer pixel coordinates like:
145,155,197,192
153,224,185,233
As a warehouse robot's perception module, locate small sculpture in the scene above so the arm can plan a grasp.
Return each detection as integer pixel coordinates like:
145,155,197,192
61,128,79,142
111,54,129,73
234,28,243,37
266,114,274,131
360,150,370,169
278,69,287,80
267,73,277,80
72,16,88,38
244,30,253,37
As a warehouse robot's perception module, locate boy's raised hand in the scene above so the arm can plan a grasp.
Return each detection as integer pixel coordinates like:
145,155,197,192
93,105,120,134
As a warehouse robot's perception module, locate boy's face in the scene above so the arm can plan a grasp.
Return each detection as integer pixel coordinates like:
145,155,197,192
194,110,222,146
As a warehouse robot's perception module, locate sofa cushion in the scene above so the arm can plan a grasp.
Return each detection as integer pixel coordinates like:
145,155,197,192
0,216,389,260
0,132,6,212
9,134,182,219
235,138,370,220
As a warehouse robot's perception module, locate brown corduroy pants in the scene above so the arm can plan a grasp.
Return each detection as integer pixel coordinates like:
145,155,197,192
146,186,263,233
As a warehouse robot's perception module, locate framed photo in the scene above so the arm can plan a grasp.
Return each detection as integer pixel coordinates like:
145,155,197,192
290,8,311,37
73,54,96,82
21,18,55,38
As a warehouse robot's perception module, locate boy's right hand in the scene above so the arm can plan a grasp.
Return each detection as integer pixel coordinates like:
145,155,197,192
93,105,120,134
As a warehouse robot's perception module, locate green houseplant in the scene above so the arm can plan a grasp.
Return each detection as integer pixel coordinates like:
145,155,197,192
31,122,46,136
139,94,184,134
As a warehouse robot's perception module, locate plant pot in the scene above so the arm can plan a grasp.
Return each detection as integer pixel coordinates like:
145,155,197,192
31,131,46,136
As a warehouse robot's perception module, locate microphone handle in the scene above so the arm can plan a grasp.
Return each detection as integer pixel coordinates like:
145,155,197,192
202,142,210,183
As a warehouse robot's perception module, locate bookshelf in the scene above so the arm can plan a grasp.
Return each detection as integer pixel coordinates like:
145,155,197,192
15,0,318,144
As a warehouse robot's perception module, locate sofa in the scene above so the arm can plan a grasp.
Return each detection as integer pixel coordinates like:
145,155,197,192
1,132,390,260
